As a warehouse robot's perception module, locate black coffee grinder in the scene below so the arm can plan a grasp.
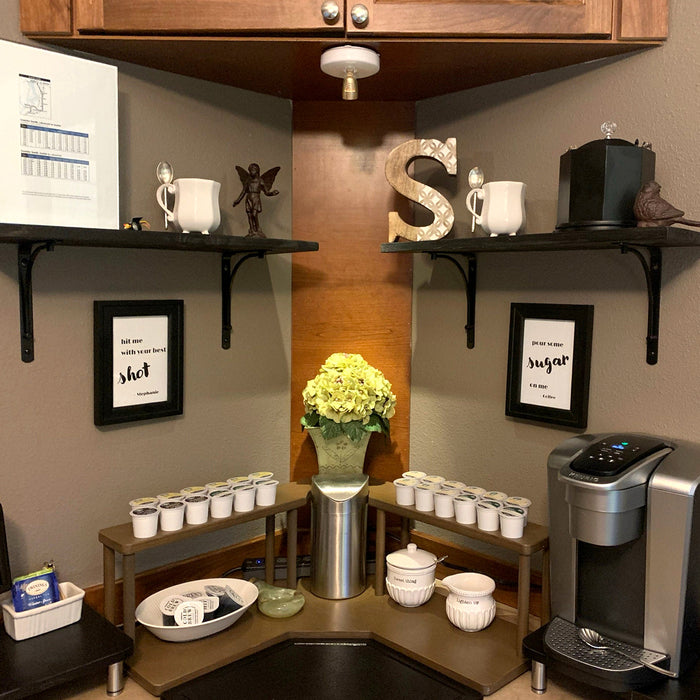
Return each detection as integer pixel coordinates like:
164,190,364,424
556,122,655,229
539,433,700,693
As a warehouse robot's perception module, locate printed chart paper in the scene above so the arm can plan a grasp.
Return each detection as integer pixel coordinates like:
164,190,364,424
0,39,118,228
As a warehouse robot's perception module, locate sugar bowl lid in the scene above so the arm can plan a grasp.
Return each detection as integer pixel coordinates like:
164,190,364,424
386,543,437,570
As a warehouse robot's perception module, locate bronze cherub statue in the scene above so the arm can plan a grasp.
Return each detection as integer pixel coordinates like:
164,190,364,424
233,163,280,237
634,181,700,228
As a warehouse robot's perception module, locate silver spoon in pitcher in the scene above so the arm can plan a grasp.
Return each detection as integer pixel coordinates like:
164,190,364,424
467,166,484,233
578,628,676,677
156,161,174,229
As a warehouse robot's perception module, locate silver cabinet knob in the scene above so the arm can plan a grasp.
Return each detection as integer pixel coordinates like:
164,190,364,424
350,4,369,27
321,1,340,22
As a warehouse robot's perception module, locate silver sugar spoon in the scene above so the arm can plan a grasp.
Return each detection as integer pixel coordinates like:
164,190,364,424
156,161,173,229
578,627,676,677
467,166,484,232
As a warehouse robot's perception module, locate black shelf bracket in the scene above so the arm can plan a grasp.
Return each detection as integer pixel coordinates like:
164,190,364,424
619,244,662,365
221,251,265,349
429,252,477,348
17,241,54,363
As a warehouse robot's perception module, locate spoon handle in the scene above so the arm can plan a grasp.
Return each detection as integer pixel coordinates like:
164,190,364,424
611,647,677,678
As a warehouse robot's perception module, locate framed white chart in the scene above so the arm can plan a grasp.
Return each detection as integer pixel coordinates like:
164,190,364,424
0,39,119,228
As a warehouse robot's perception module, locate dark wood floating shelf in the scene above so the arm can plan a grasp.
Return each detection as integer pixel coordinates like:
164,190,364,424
0,223,319,362
382,226,700,365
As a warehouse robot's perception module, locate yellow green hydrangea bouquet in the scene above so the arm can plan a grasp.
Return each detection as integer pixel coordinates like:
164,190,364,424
301,353,397,442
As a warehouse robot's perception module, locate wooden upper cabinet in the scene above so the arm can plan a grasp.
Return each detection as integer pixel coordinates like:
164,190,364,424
72,0,344,34
347,0,613,38
21,0,668,41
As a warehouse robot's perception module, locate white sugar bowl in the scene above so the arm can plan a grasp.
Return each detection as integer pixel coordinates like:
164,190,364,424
442,572,496,632
385,543,438,607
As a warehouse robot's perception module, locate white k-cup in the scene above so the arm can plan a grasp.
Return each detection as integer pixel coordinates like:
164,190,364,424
130,506,159,538
159,500,185,531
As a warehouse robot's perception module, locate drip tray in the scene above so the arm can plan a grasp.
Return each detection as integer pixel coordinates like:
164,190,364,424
543,617,671,692
162,638,481,699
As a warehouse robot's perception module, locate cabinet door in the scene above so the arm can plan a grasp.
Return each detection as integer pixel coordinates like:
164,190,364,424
73,0,343,34
347,0,613,38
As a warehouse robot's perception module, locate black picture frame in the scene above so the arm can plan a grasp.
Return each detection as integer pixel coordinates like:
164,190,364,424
94,300,184,426
505,303,593,429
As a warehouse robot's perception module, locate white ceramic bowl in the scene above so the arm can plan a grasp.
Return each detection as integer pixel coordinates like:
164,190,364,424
442,572,497,632
385,579,435,608
135,578,258,642
445,597,496,632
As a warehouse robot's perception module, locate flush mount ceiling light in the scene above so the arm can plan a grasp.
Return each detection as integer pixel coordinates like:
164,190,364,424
320,45,380,101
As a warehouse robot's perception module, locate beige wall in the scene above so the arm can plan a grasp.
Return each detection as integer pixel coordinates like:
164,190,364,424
2,0,698,587
413,0,700,532
1,2,293,584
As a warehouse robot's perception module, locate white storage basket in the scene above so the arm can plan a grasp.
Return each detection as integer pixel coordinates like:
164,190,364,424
1,581,84,640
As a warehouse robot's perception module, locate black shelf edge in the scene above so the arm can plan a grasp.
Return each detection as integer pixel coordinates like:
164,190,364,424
381,226,700,254
0,223,319,255
0,223,318,362
381,225,700,366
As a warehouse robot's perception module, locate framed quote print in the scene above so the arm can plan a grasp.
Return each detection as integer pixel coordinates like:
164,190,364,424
94,300,184,425
505,303,593,429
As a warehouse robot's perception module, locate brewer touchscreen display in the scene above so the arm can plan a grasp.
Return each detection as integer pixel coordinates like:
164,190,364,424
570,434,668,477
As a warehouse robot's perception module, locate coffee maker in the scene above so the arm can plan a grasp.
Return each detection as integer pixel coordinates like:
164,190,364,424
544,433,700,692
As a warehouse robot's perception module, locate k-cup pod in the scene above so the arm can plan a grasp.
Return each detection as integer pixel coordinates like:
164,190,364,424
204,584,244,617
476,500,502,532
159,500,185,531
505,496,531,523
421,475,445,486
130,506,159,538
443,480,466,491
434,488,461,518
414,483,439,512
157,492,184,503
248,471,274,481
462,486,486,498
232,484,256,512
159,595,186,625
454,493,479,525
402,470,426,480
205,481,229,493
209,489,234,518
129,496,159,509
174,599,205,626
227,476,252,487
180,486,207,497
181,594,221,621
393,477,419,506
255,479,279,507
500,507,526,539
483,490,508,502
184,494,210,524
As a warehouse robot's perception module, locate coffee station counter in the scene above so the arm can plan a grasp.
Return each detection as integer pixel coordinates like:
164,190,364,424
108,480,548,695
128,578,529,696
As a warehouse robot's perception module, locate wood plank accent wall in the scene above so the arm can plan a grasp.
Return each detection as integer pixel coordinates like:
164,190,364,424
290,102,415,483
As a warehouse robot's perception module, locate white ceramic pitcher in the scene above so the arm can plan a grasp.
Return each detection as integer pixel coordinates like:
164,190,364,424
466,180,526,236
157,178,221,234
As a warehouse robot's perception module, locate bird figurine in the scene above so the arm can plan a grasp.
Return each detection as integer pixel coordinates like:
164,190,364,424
633,181,700,228
122,217,151,231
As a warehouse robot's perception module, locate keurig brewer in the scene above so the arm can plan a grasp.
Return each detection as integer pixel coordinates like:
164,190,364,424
543,433,700,692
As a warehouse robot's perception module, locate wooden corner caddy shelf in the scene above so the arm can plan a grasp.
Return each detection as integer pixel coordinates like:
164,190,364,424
0,223,318,362
382,226,700,365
